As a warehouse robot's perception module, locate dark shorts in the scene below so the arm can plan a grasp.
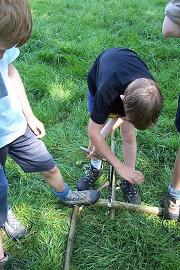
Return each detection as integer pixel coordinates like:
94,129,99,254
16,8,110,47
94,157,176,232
0,126,55,173
175,95,180,133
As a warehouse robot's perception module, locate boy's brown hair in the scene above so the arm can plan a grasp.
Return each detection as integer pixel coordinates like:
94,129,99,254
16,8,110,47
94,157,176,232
123,78,163,130
0,0,32,49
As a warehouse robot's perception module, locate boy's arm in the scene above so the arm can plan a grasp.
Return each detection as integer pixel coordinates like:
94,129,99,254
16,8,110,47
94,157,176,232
162,0,180,37
8,64,45,138
162,16,180,37
88,118,124,157
88,118,144,184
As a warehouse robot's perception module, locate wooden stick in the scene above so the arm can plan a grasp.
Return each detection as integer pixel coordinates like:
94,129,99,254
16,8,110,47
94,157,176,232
109,132,116,219
80,146,107,162
96,181,109,191
64,206,80,270
95,199,163,216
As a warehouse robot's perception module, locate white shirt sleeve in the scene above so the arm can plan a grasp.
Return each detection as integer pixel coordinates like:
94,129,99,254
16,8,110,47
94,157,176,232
4,47,20,64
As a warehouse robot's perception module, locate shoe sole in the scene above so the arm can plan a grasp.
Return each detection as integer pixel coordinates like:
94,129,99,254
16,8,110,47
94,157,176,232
60,194,100,206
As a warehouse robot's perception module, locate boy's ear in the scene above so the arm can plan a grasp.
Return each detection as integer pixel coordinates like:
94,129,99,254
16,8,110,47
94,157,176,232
120,95,124,100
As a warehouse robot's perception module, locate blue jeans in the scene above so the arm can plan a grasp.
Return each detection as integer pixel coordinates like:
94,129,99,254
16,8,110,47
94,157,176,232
0,165,8,227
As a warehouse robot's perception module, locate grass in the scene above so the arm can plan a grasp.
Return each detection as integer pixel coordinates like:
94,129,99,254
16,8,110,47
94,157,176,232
3,0,180,269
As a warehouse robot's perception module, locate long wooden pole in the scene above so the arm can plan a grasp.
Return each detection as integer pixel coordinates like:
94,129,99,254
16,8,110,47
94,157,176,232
95,199,163,216
64,206,80,270
109,132,116,219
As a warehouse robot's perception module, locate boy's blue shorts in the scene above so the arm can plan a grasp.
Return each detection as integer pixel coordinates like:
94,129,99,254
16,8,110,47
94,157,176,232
0,126,55,172
175,95,180,133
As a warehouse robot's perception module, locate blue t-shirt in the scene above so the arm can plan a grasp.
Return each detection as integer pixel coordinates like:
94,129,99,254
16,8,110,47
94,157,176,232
88,48,155,124
0,47,27,148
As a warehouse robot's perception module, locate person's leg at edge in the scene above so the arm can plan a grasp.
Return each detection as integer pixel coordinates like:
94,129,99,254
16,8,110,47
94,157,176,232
0,234,4,260
0,165,8,260
162,148,180,220
171,148,180,190
120,121,141,204
162,95,180,219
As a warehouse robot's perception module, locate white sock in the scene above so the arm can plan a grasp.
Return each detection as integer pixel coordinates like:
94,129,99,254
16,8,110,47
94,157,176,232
91,159,102,170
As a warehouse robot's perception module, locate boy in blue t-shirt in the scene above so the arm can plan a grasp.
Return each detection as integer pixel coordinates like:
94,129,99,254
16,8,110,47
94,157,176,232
0,0,99,265
77,48,163,204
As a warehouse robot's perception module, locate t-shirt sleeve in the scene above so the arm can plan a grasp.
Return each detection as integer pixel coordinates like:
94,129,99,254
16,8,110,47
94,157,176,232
165,0,180,25
90,90,111,124
90,72,121,124
5,47,20,64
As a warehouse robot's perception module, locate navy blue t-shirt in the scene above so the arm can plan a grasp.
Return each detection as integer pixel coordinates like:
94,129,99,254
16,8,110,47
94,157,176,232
88,48,155,124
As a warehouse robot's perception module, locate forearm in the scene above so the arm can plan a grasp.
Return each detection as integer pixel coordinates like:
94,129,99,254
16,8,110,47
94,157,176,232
88,119,144,184
8,64,34,118
88,119,123,171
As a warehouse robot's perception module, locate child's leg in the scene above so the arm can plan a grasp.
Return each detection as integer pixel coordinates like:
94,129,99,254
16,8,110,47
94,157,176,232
172,148,180,190
0,233,4,260
0,165,8,259
162,97,180,219
0,166,8,229
41,166,64,192
161,148,180,220
165,148,180,202
120,121,136,169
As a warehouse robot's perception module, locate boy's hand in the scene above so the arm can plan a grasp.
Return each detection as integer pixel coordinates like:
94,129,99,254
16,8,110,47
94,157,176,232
87,141,100,159
87,141,96,158
116,164,144,184
26,115,46,138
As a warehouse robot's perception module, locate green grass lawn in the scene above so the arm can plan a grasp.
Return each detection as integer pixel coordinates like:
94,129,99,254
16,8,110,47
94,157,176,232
3,0,180,269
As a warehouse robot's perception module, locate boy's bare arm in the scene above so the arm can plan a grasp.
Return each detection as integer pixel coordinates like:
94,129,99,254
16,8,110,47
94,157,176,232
162,16,180,37
8,64,45,138
88,118,124,157
88,118,144,184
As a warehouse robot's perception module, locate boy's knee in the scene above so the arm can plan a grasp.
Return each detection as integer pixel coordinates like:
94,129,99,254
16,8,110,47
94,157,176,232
42,166,59,177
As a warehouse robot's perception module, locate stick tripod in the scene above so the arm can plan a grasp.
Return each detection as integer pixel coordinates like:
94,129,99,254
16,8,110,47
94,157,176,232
64,133,163,270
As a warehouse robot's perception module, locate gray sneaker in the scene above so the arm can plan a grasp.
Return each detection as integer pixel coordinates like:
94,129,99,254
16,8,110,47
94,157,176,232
0,253,10,270
4,209,27,240
77,165,103,191
59,190,100,206
161,193,180,220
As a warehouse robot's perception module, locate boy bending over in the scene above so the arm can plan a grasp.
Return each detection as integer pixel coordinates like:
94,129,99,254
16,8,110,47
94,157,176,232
77,48,163,204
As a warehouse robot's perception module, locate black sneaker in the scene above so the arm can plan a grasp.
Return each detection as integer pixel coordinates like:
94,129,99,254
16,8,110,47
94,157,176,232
121,180,141,204
4,209,27,240
77,165,102,191
59,190,100,206
160,193,180,220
